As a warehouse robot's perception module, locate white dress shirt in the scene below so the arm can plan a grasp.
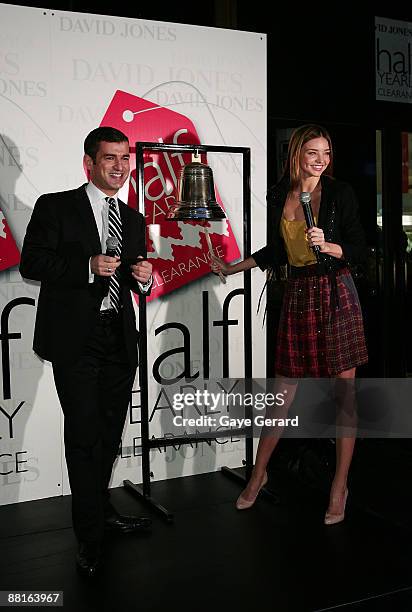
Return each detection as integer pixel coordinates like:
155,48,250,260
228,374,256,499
86,182,152,310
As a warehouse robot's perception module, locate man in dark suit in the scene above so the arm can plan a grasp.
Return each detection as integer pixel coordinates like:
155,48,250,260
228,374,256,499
20,127,153,578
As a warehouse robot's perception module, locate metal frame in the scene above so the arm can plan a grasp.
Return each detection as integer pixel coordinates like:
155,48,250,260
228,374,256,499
123,141,274,521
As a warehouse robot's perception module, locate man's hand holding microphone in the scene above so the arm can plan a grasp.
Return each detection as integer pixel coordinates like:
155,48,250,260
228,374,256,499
90,254,121,277
90,255,152,282
90,235,152,282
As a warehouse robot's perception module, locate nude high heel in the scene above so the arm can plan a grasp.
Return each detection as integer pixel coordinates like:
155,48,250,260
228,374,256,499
236,472,268,510
324,488,348,525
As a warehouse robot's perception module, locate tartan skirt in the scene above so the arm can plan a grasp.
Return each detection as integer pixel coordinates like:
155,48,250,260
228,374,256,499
275,266,368,377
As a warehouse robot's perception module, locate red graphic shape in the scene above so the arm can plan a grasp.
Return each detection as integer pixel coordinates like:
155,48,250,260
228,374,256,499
0,209,20,272
99,90,240,302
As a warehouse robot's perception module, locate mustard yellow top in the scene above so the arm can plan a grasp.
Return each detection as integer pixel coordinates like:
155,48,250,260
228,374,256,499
280,218,317,267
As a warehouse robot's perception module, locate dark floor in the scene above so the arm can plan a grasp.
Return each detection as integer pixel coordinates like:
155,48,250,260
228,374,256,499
1,454,412,612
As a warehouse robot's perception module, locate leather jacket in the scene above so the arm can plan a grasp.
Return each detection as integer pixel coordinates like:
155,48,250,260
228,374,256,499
252,174,367,276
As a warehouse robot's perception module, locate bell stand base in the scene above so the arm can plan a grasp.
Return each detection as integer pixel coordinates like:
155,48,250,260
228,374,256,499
123,464,279,523
131,141,259,522
121,429,251,522
123,478,174,523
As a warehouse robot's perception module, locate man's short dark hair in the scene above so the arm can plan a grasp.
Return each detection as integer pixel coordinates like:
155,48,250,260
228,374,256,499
84,127,129,162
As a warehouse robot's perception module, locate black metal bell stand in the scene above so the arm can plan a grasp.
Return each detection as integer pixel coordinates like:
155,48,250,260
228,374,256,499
123,141,277,522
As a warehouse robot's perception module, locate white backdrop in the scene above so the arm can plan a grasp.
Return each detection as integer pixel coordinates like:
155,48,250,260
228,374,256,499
0,3,267,505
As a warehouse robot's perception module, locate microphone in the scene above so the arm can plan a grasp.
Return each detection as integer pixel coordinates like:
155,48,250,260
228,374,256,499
105,236,119,257
104,236,119,295
299,192,320,261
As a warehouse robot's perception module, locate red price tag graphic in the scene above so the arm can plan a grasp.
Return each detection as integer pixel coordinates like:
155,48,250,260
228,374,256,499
0,207,20,272
99,90,240,302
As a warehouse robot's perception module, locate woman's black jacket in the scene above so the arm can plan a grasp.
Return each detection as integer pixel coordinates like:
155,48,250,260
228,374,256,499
251,174,367,275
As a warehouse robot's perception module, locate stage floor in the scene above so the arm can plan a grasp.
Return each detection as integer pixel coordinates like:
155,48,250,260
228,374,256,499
1,467,412,612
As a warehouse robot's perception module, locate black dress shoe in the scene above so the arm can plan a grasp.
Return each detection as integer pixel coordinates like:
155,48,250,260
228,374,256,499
76,542,102,578
104,511,152,534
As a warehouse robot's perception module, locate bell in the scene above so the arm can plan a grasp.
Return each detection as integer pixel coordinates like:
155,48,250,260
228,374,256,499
166,155,226,221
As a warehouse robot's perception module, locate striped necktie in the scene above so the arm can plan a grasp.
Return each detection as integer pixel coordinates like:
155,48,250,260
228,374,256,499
106,197,122,312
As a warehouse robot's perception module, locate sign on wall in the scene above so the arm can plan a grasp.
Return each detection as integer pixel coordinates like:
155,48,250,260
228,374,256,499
100,89,241,301
375,16,412,103
0,3,266,505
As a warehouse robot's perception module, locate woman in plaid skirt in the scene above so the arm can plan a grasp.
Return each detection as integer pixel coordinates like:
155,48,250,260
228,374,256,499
211,124,368,524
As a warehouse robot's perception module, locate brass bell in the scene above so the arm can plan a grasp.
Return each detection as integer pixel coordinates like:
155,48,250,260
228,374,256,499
166,153,226,221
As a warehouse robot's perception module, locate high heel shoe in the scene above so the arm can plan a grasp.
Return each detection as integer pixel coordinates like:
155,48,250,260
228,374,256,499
236,472,268,510
324,488,348,525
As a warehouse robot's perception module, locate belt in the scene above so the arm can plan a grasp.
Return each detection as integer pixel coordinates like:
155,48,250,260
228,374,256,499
290,264,321,278
290,263,348,278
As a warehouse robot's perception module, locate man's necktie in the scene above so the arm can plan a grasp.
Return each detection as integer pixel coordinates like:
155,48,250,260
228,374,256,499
106,197,122,312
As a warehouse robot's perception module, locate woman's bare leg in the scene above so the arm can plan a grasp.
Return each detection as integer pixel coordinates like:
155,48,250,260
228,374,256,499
238,378,297,503
326,367,356,518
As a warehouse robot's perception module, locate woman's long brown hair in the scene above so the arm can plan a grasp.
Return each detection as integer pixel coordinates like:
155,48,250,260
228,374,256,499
282,124,334,188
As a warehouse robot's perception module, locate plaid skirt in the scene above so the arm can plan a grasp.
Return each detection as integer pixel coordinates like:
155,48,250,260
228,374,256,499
275,267,368,377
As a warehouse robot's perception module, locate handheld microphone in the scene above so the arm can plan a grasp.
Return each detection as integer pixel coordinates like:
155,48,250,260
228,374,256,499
104,236,119,295
105,236,119,257
299,192,320,261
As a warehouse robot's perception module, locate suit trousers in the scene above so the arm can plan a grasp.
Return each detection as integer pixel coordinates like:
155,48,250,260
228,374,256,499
52,311,136,543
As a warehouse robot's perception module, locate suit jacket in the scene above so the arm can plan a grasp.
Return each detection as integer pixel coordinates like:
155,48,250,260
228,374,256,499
252,174,367,273
20,184,148,366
